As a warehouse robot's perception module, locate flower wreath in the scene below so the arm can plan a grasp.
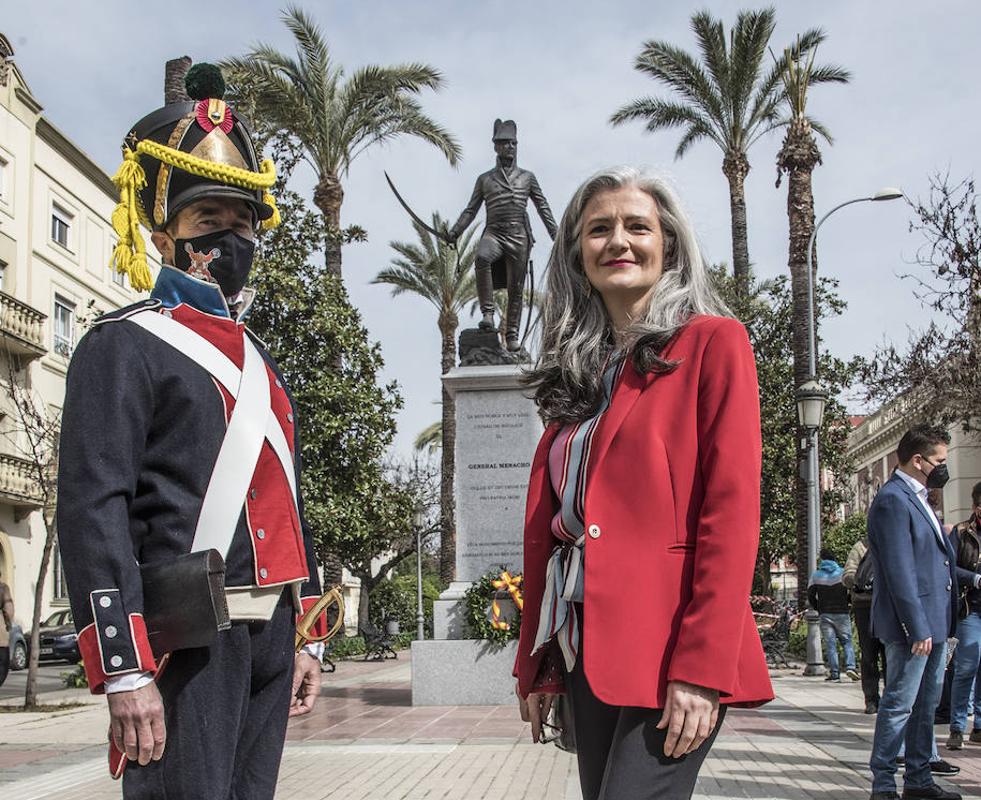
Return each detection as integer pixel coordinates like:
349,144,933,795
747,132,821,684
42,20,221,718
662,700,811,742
463,567,524,647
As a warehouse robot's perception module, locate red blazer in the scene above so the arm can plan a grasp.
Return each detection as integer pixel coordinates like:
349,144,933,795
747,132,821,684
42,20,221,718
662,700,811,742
515,315,774,709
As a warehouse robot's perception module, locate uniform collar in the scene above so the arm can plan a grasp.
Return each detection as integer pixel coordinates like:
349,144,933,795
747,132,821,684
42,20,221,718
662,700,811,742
150,265,256,321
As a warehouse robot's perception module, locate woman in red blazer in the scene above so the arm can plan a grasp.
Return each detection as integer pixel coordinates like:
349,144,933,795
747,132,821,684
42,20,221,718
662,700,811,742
515,166,773,800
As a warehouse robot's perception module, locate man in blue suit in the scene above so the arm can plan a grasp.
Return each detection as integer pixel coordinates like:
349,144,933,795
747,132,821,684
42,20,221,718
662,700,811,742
868,425,959,800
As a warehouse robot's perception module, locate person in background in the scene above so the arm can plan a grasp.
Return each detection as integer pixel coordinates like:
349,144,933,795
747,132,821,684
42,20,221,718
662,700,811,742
867,425,959,800
809,548,859,682
0,580,12,686
946,482,981,750
844,535,886,712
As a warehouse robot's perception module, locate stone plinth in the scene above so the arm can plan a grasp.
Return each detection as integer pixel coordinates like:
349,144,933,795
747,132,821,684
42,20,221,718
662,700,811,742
445,364,542,583
413,364,541,704
411,639,518,705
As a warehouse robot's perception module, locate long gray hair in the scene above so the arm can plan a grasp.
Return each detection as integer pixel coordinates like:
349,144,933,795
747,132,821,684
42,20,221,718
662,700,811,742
523,166,730,424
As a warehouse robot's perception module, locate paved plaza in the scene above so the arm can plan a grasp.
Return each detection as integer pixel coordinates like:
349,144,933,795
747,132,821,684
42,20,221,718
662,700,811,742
3,655,981,799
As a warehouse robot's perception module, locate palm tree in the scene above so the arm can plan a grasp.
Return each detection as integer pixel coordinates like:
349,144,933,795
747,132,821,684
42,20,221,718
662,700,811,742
610,8,847,293
414,421,442,455
775,41,850,604
221,5,461,280
373,215,478,583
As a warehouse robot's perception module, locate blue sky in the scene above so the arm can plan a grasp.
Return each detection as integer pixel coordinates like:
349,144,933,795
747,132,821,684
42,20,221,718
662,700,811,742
8,1,980,454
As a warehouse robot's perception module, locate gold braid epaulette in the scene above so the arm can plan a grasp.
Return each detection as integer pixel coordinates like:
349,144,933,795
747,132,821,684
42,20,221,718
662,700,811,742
107,140,281,293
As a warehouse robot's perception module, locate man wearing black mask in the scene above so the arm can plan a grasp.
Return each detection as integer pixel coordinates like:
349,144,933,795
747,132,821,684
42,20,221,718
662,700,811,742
56,64,329,799
868,425,959,800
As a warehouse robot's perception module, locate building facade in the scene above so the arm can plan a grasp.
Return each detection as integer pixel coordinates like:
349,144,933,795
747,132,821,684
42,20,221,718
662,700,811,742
0,35,153,634
847,394,981,526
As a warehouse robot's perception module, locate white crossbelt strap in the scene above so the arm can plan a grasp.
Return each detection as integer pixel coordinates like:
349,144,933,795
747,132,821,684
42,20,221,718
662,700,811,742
126,309,298,557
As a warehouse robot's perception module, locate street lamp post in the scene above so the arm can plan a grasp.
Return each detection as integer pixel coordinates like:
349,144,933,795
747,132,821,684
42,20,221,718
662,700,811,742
800,188,903,677
415,506,425,642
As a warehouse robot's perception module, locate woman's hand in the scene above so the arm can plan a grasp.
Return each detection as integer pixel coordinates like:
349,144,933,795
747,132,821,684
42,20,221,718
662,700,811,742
516,682,555,743
656,680,719,758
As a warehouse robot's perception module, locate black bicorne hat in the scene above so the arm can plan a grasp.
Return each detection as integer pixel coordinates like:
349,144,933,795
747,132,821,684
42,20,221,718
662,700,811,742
108,63,280,292
492,119,517,141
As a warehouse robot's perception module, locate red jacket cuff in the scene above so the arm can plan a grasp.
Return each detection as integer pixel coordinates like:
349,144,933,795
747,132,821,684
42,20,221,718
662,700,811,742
77,614,157,694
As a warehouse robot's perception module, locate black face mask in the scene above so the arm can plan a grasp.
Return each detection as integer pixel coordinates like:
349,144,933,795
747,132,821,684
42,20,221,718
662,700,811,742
921,458,950,490
173,229,256,298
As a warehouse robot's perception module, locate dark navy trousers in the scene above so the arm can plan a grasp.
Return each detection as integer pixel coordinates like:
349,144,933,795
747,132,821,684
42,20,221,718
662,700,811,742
124,592,296,800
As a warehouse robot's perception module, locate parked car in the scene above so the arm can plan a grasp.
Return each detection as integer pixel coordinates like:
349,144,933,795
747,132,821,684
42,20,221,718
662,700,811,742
34,609,80,664
6,623,27,672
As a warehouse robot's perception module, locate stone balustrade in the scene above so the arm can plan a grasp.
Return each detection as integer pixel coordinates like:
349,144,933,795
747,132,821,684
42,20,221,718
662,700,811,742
0,452,45,508
0,291,47,359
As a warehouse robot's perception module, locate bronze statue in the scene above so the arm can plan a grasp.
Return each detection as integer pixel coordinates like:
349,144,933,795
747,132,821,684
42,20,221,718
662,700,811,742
447,119,557,352
385,119,557,359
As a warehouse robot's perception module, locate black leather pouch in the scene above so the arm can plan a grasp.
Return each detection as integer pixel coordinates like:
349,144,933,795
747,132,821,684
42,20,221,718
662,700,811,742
141,549,230,658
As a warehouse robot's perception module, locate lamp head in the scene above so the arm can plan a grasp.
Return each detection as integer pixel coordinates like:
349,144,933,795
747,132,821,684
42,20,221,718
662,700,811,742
872,188,904,201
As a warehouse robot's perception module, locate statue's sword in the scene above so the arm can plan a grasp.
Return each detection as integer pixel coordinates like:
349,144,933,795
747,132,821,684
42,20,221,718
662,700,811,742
384,172,452,244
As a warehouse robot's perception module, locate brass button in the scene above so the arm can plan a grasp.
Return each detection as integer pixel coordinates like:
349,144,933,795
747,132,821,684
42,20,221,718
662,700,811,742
588,524,601,539
256,529,266,540
275,379,283,389
286,413,294,423
99,596,112,608
104,626,118,639
249,488,257,500
109,655,123,668
259,568,268,579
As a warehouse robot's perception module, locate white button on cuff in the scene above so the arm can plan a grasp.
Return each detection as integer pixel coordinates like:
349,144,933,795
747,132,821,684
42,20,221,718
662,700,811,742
109,655,123,668
286,413,294,423
105,626,118,638
588,524,601,539
256,529,266,540
99,596,112,608
259,568,268,579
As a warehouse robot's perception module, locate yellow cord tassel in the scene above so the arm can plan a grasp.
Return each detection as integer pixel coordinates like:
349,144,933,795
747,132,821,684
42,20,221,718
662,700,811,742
109,149,154,292
261,190,281,231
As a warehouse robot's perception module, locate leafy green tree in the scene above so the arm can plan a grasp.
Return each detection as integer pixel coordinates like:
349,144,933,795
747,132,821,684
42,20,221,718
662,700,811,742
610,8,846,293
822,513,867,565
713,267,857,600
221,5,461,281
247,174,404,591
372,215,478,582
861,174,981,430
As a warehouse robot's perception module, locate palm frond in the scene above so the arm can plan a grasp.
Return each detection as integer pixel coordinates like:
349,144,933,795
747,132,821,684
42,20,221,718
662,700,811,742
728,7,777,143
632,40,726,126
691,11,731,107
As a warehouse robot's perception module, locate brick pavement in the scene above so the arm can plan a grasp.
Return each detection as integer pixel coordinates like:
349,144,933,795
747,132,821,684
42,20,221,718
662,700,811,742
4,657,981,799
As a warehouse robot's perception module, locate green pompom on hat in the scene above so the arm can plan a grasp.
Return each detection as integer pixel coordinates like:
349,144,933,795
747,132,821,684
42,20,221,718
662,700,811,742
184,63,226,101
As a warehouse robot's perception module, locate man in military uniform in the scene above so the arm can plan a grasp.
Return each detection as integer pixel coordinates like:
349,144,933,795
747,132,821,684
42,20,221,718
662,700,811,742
57,63,328,799
448,119,557,351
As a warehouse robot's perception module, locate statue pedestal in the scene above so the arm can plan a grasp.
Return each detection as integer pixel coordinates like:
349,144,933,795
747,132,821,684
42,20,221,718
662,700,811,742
411,363,542,705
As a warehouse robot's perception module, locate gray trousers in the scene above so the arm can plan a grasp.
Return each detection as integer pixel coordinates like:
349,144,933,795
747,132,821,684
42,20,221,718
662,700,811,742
568,654,726,800
123,591,296,800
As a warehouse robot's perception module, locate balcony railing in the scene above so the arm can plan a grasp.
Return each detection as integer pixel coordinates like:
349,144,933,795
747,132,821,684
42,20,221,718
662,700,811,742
0,452,44,509
0,291,47,359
